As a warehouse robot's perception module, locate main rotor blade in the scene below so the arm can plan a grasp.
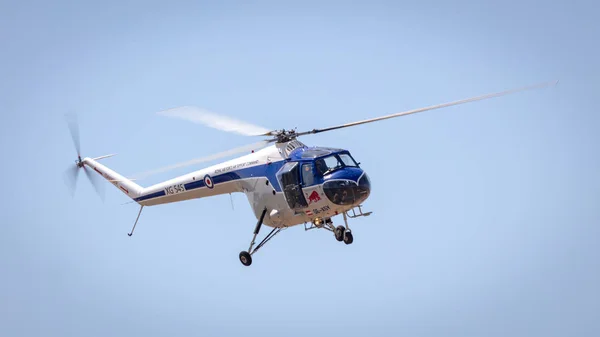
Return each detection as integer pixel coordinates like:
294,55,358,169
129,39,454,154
157,106,273,137
131,140,270,180
64,112,81,156
296,80,559,137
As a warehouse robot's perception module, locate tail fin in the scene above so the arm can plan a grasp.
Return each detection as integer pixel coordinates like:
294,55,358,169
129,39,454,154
82,157,144,199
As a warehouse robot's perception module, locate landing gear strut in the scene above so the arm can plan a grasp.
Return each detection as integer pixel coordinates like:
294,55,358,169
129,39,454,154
305,212,355,245
239,208,285,266
340,212,353,245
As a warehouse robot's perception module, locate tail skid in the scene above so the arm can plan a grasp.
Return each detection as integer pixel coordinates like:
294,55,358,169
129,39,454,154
82,156,147,237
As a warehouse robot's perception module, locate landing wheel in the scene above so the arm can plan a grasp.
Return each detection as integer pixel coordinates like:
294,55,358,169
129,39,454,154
343,231,353,245
334,226,345,242
239,251,252,266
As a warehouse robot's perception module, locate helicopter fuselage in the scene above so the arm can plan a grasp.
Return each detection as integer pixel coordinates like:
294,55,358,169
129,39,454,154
111,140,371,228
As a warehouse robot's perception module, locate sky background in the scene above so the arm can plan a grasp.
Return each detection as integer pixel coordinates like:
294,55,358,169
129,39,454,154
1,0,599,336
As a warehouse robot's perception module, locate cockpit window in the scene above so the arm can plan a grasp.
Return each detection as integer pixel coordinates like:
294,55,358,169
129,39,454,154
339,153,358,167
315,155,343,175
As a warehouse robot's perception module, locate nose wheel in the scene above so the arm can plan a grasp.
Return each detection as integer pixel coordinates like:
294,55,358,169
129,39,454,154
334,225,353,245
305,207,369,247
343,231,353,245
334,225,344,241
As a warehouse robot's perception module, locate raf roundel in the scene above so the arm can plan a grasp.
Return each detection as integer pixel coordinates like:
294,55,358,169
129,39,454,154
204,174,214,189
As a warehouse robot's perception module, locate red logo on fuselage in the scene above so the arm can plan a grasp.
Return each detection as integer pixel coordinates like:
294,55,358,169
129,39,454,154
308,191,321,204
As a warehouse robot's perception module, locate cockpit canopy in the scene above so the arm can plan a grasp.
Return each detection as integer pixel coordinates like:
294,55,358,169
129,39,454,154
276,146,369,211
288,147,361,185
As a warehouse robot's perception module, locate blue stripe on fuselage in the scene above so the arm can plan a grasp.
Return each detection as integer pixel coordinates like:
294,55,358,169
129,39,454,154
134,160,286,202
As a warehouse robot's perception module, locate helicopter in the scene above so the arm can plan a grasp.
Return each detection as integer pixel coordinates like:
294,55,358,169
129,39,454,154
64,80,558,266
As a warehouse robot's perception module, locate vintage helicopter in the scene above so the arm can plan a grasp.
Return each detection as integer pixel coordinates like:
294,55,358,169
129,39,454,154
64,80,557,266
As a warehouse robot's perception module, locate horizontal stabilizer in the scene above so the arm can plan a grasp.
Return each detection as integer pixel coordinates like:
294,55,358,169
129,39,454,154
92,154,117,161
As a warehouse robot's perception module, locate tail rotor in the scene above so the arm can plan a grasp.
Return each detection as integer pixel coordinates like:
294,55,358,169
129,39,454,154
63,112,105,200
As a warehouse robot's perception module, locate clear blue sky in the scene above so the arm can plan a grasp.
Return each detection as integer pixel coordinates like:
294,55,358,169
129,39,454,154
1,1,598,336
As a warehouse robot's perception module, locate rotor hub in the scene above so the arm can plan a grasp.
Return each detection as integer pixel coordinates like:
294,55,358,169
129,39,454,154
76,156,84,168
272,129,299,143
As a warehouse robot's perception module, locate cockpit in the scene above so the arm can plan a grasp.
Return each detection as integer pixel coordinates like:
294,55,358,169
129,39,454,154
313,152,358,175
276,146,371,211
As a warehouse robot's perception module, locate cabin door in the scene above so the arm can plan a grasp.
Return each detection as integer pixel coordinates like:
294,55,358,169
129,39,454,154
276,161,308,210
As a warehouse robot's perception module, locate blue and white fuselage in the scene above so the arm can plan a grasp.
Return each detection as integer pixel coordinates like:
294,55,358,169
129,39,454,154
82,140,371,228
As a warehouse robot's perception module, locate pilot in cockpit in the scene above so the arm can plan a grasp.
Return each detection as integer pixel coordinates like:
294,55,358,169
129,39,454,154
315,159,327,176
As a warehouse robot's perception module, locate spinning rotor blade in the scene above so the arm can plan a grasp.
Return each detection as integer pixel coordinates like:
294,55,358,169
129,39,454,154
62,112,105,200
157,106,273,136
295,80,559,137
63,164,80,197
83,166,106,200
65,112,81,156
131,140,270,180
62,162,106,200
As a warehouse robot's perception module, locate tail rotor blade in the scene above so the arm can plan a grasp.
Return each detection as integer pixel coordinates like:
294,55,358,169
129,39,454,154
64,112,81,157
63,112,108,200
63,164,80,197
83,165,105,201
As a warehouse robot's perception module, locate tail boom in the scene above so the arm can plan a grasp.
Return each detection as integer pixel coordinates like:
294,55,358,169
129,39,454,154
83,158,143,199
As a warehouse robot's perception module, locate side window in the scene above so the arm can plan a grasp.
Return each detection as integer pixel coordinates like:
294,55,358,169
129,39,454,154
277,162,299,188
302,163,315,186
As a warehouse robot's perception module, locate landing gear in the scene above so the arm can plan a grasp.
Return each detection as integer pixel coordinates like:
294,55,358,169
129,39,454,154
339,212,353,245
239,251,252,266
303,205,371,246
334,225,353,244
334,226,345,242
343,231,353,245
239,208,286,267
305,212,355,245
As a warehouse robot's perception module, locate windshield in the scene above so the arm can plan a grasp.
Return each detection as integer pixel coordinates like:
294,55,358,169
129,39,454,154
314,155,343,175
338,153,358,167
